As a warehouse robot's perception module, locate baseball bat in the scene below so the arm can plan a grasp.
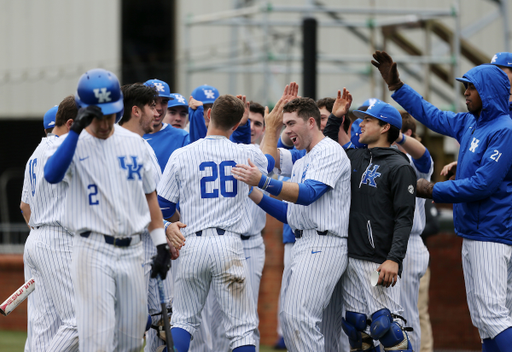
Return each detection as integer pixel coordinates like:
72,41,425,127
0,278,35,316
157,274,176,351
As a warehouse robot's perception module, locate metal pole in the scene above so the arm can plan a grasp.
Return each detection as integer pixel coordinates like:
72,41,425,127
184,18,191,96
303,18,317,100
453,0,461,112
228,0,240,94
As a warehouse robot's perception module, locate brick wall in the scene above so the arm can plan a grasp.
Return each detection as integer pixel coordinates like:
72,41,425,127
0,222,482,349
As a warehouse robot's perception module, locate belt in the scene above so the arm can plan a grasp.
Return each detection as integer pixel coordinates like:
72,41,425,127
196,228,225,236
241,235,251,241
80,231,141,247
294,229,328,239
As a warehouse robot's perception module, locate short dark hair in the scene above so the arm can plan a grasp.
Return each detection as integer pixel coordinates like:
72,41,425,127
119,83,158,125
400,111,418,139
377,119,401,144
210,95,245,130
283,97,321,129
55,95,78,127
316,97,334,113
249,101,265,117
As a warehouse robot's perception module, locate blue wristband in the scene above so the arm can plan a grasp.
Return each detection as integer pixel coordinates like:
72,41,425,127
397,134,407,145
164,220,171,232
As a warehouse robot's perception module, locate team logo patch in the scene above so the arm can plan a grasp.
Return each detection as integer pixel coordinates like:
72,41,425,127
118,156,143,180
491,54,498,63
408,185,414,194
204,89,216,99
469,137,480,153
176,95,186,104
93,88,112,103
360,163,381,187
154,82,165,92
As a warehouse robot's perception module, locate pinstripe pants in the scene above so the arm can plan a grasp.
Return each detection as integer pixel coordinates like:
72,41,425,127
172,230,257,351
400,235,429,352
23,225,78,352
72,232,147,352
142,231,174,352
279,232,347,352
462,239,512,339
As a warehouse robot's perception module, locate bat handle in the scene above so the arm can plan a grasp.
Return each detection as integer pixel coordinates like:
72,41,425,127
157,274,176,351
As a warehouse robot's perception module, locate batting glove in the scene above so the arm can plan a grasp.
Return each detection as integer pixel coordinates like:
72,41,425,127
371,51,404,91
151,244,171,280
71,106,103,134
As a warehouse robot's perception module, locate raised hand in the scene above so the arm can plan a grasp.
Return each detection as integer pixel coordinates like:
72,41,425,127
332,88,353,118
236,95,250,126
371,51,404,91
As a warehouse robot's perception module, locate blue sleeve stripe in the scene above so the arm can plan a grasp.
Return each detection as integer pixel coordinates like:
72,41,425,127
257,194,288,224
44,130,79,184
412,148,432,174
296,179,331,206
158,195,177,219
265,154,275,173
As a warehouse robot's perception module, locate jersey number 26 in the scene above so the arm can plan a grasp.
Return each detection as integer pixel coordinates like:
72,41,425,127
200,161,237,199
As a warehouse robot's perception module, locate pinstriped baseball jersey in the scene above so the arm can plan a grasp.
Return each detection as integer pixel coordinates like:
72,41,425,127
407,154,434,237
47,124,157,236
22,136,68,228
157,135,268,236
287,137,351,236
143,138,162,185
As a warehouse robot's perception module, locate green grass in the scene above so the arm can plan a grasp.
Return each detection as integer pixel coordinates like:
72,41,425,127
0,330,279,352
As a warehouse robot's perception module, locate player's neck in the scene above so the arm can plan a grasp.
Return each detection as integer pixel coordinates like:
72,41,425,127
52,125,68,137
206,127,232,139
151,123,164,133
120,121,144,137
306,130,325,152
367,135,390,149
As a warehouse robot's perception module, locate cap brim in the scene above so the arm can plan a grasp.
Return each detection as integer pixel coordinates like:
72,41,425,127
353,109,377,120
455,77,472,84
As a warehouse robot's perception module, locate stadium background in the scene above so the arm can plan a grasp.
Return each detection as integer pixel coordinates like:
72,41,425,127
0,0,510,349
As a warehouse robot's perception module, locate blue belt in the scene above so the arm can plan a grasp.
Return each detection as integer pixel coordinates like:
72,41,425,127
294,229,328,239
80,231,140,247
196,228,225,236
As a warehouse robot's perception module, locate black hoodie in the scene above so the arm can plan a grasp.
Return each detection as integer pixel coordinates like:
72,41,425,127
346,147,416,275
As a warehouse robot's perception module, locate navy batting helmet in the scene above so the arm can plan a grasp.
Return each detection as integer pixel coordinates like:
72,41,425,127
75,68,124,123
191,84,219,104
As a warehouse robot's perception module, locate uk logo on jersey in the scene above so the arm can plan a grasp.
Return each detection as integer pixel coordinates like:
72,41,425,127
469,138,479,153
118,156,143,180
204,89,216,99
360,163,381,187
176,94,186,104
154,82,165,92
300,164,310,182
93,88,112,103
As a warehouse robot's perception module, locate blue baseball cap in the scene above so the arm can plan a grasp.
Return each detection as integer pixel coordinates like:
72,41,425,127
43,105,58,129
350,118,367,148
191,84,219,104
144,79,172,98
353,99,402,129
168,93,188,108
491,52,512,68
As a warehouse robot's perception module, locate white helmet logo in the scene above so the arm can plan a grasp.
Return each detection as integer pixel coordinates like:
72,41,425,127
93,88,112,103
176,95,186,104
154,82,165,92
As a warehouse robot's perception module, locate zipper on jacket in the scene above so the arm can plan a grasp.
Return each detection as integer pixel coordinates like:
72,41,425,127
367,220,375,248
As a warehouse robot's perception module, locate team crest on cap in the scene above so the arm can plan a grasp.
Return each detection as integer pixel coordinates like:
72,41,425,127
176,95,186,104
154,82,165,92
93,88,112,103
367,99,377,111
204,89,216,100
491,54,498,63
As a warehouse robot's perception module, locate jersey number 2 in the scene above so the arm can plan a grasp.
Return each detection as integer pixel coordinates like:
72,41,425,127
88,184,99,205
200,161,237,199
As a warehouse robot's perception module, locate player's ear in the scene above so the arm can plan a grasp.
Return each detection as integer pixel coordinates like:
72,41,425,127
66,119,74,130
380,123,391,134
131,105,140,118
206,108,211,123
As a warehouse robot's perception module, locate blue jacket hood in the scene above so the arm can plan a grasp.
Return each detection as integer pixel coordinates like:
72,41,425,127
461,64,510,124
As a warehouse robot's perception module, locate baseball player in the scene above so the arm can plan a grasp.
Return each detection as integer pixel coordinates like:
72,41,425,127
21,98,78,352
164,93,189,129
491,52,512,117
157,94,271,352
232,95,352,352
143,79,190,172
331,99,417,352
119,83,180,352
374,51,512,350
43,105,58,136
394,112,433,352
188,84,251,144
43,68,174,352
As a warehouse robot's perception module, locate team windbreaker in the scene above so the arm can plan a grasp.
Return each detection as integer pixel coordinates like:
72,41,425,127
392,64,512,245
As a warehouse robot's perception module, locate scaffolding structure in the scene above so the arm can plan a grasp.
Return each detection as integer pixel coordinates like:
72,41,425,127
183,0,510,110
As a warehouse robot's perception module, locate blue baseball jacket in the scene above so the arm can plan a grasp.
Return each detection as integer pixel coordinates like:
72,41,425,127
392,64,512,245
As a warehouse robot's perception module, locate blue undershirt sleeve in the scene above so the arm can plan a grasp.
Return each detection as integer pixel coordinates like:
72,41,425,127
44,130,79,184
230,119,251,144
265,154,275,173
158,195,177,219
257,194,288,224
412,148,432,174
296,180,332,206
